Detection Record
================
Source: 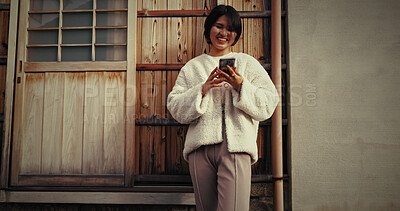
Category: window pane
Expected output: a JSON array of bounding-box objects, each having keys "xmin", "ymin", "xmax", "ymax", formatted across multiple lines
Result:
[
  {"xmin": 63, "ymin": 0, "xmax": 93, "ymax": 10},
  {"xmin": 63, "ymin": 29, "xmax": 92, "ymax": 44},
  {"xmin": 29, "ymin": 14, "xmax": 59, "ymax": 28},
  {"xmin": 96, "ymin": 46, "xmax": 126, "ymax": 61},
  {"xmin": 27, "ymin": 47, "xmax": 57, "ymax": 62},
  {"xmin": 62, "ymin": 47, "xmax": 91, "ymax": 61},
  {"xmin": 96, "ymin": 0, "xmax": 127, "ymax": 9},
  {"xmin": 29, "ymin": 30, "xmax": 58, "ymax": 45},
  {"xmin": 63, "ymin": 13, "xmax": 92, "ymax": 27},
  {"xmin": 96, "ymin": 12, "xmax": 127, "ymax": 27},
  {"xmin": 30, "ymin": 0, "xmax": 60, "ymax": 11},
  {"xmin": 96, "ymin": 29, "xmax": 126, "ymax": 44}
]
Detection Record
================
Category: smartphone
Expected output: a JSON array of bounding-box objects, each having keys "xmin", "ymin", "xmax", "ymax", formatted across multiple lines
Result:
[{"xmin": 219, "ymin": 58, "xmax": 235, "ymax": 74}]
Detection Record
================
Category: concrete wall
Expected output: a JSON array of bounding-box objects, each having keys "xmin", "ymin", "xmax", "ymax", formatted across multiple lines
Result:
[{"xmin": 288, "ymin": 0, "xmax": 400, "ymax": 210}]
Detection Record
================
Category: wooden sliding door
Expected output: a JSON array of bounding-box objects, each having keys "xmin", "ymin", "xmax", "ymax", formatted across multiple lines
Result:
[{"xmin": 10, "ymin": 0, "xmax": 136, "ymax": 187}]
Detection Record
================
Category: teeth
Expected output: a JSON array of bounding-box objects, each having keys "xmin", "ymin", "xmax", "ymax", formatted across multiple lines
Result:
[{"xmin": 218, "ymin": 38, "xmax": 227, "ymax": 41}]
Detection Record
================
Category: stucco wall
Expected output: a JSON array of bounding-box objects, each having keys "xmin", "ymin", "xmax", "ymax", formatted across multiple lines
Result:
[{"xmin": 287, "ymin": 0, "xmax": 400, "ymax": 210}]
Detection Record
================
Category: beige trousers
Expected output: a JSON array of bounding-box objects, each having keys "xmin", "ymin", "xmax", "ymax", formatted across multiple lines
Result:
[{"xmin": 188, "ymin": 139, "xmax": 251, "ymax": 211}]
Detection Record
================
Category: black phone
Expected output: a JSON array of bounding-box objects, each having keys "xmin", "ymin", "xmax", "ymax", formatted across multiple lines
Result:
[{"xmin": 219, "ymin": 58, "xmax": 235, "ymax": 74}]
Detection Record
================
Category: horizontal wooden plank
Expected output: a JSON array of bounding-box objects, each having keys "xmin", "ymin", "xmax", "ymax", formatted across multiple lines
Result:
[
  {"xmin": 28, "ymin": 27, "xmax": 59, "ymax": 31},
  {"xmin": 135, "ymin": 175, "xmax": 191, "ymax": 184},
  {"xmin": 134, "ymin": 174, "xmax": 288, "ymax": 184},
  {"xmin": 95, "ymin": 43, "xmax": 127, "ymax": 46},
  {"xmin": 0, "ymin": 191, "xmax": 196, "ymax": 205},
  {"xmin": 95, "ymin": 26, "xmax": 127, "ymax": 29},
  {"xmin": 26, "ymin": 44, "xmax": 58, "ymax": 47},
  {"xmin": 18, "ymin": 175, "xmax": 124, "ymax": 187},
  {"xmin": 135, "ymin": 117, "xmax": 288, "ymax": 126},
  {"xmin": 138, "ymin": 9, "xmax": 210, "ymax": 17},
  {"xmin": 28, "ymin": 10, "xmax": 59, "ymax": 14},
  {"xmin": 96, "ymin": 9, "xmax": 128, "ymax": 12},
  {"xmin": 0, "ymin": 3, "xmax": 10, "ymax": 11},
  {"xmin": 62, "ymin": 9, "xmax": 96, "ymax": 13},
  {"xmin": 20, "ymin": 63, "xmax": 286, "ymax": 72},
  {"xmin": 137, "ymin": 10, "xmax": 286, "ymax": 18},
  {"xmin": 60, "ymin": 44, "xmax": 92, "ymax": 47},
  {"xmin": 28, "ymin": 9, "xmax": 128, "ymax": 14},
  {"xmin": 136, "ymin": 64, "xmax": 183, "ymax": 71},
  {"xmin": 61, "ymin": 26, "xmax": 93, "ymax": 30},
  {"xmin": 24, "ymin": 61, "xmax": 127, "ymax": 72},
  {"xmin": 135, "ymin": 63, "xmax": 287, "ymax": 71}
]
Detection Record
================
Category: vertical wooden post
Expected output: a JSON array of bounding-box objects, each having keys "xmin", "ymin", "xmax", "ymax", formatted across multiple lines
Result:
[
  {"xmin": 125, "ymin": 0, "xmax": 137, "ymax": 186},
  {"xmin": 271, "ymin": 0, "xmax": 284, "ymax": 210},
  {"xmin": 1, "ymin": 0, "xmax": 19, "ymax": 188}
]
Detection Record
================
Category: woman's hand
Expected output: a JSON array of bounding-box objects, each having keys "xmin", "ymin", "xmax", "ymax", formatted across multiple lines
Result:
[
  {"xmin": 219, "ymin": 65, "xmax": 243, "ymax": 92},
  {"xmin": 202, "ymin": 67, "xmax": 225, "ymax": 97}
]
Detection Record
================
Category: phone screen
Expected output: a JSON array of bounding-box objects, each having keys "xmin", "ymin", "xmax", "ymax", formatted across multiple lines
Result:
[{"xmin": 219, "ymin": 58, "xmax": 235, "ymax": 74}]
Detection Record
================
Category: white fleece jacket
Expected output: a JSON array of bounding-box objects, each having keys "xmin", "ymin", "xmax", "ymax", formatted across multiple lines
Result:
[{"xmin": 167, "ymin": 52, "xmax": 279, "ymax": 164}]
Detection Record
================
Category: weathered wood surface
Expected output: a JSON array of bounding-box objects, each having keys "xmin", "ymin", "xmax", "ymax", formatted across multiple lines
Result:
[
  {"xmin": 15, "ymin": 72, "xmax": 126, "ymax": 176},
  {"xmin": 0, "ymin": 10, "xmax": 9, "ymax": 57},
  {"xmin": 135, "ymin": 0, "xmax": 269, "ymax": 176},
  {"xmin": 62, "ymin": 73, "xmax": 85, "ymax": 174},
  {"xmin": 6, "ymin": 0, "xmax": 273, "ymax": 187}
]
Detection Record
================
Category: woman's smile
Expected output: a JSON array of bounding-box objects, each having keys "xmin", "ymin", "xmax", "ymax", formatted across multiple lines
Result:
[{"xmin": 209, "ymin": 15, "xmax": 237, "ymax": 56}]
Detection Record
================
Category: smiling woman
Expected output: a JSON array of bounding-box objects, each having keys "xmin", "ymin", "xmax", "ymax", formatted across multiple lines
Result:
[{"xmin": 167, "ymin": 5, "xmax": 280, "ymax": 211}]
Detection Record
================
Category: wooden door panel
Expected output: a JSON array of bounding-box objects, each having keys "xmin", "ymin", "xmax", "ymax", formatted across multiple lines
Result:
[
  {"xmin": 20, "ymin": 73, "xmax": 44, "ymax": 175},
  {"xmin": 9, "ymin": 0, "xmax": 135, "ymax": 187},
  {"xmin": 15, "ymin": 72, "xmax": 126, "ymax": 185},
  {"xmin": 62, "ymin": 73, "xmax": 85, "ymax": 174},
  {"xmin": 103, "ymin": 72, "xmax": 125, "ymax": 174},
  {"xmin": 42, "ymin": 73, "xmax": 64, "ymax": 174},
  {"xmin": 83, "ymin": 72, "xmax": 106, "ymax": 174}
]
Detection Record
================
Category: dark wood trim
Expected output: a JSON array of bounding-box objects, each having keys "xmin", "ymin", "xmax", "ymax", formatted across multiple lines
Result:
[
  {"xmin": 0, "ymin": 58, "xmax": 6, "ymax": 65},
  {"xmin": 137, "ymin": 10, "xmax": 286, "ymax": 18},
  {"xmin": 27, "ymin": 27, "xmax": 59, "ymax": 30},
  {"xmin": 138, "ymin": 9, "xmax": 210, "ymax": 17},
  {"xmin": 136, "ymin": 63, "xmax": 183, "ymax": 71},
  {"xmin": 0, "ymin": 191, "xmax": 196, "ymax": 205},
  {"xmin": 28, "ymin": 10, "xmax": 59, "ymax": 14},
  {"xmin": 3, "ymin": 185, "xmax": 194, "ymax": 193},
  {"xmin": 0, "ymin": 3, "xmax": 10, "ymax": 11},
  {"xmin": 17, "ymin": 175, "xmax": 124, "ymax": 187},
  {"xmin": 136, "ymin": 63, "xmax": 287, "ymax": 71},
  {"xmin": 135, "ymin": 175, "xmax": 191, "ymax": 184},
  {"xmin": 135, "ymin": 174, "xmax": 289, "ymax": 184},
  {"xmin": 135, "ymin": 118, "xmax": 288, "ymax": 126},
  {"xmin": 136, "ymin": 117, "xmax": 186, "ymax": 126}
]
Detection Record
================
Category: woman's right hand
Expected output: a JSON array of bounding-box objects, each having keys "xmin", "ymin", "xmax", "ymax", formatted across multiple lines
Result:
[{"xmin": 202, "ymin": 67, "xmax": 225, "ymax": 97}]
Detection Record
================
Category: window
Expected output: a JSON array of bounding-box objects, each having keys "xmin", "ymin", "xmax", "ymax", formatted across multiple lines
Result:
[{"xmin": 27, "ymin": 0, "xmax": 127, "ymax": 62}]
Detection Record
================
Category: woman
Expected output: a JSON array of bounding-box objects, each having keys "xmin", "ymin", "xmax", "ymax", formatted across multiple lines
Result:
[{"xmin": 167, "ymin": 5, "xmax": 279, "ymax": 211}]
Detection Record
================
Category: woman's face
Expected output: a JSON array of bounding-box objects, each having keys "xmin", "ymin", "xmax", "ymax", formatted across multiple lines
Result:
[{"xmin": 209, "ymin": 15, "xmax": 237, "ymax": 56}]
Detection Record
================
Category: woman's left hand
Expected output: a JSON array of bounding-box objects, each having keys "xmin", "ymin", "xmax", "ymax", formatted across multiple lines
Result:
[{"xmin": 219, "ymin": 65, "xmax": 243, "ymax": 92}]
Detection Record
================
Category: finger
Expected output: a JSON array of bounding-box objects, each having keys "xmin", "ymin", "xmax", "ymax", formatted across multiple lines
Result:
[
  {"xmin": 226, "ymin": 65, "xmax": 235, "ymax": 77},
  {"xmin": 218, "ymin": 69, "xmax": 231, "ymax": 79},
  {"xmin": 207, "ymin": 68, "xmax": 219, "ymax": 80},
  {"xmin": 232, "ymin": 67, "xmax": 241, "ymax": 76},
  {"xmin": 211, "ymin": 77, "xmax": 226, "ymax": 84}
]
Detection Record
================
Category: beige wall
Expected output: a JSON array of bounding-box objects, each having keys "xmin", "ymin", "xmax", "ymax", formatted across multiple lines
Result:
[{"xmin": 287, "ymin": 0, "xmax": 400, "ymax": 210}]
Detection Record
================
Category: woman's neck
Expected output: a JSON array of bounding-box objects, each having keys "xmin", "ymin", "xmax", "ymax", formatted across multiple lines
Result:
[{"xmin": 208, "ymin": 46, "xmax": 232, "ymax": 57}]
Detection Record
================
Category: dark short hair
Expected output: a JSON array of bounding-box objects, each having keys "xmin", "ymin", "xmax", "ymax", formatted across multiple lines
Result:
[{"xmin": 204, "ymin": 5, "xmax": 242, "ymax": 46}]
